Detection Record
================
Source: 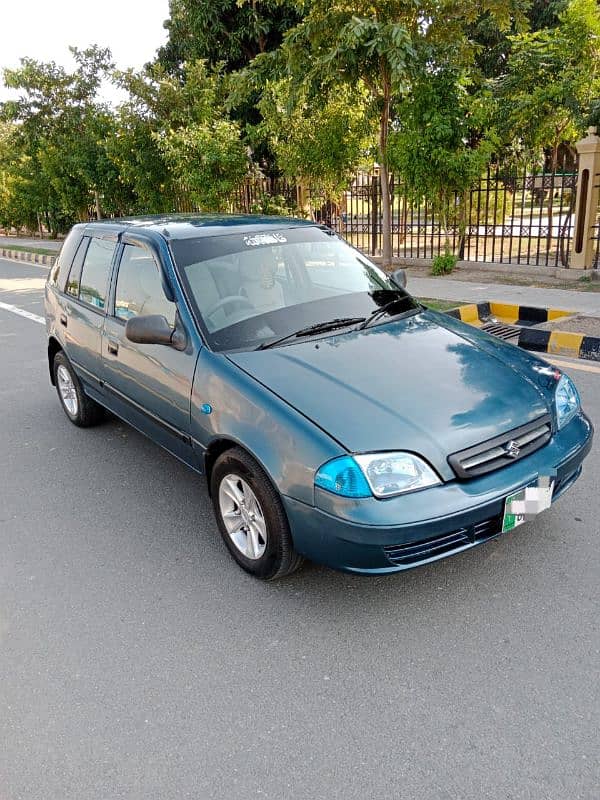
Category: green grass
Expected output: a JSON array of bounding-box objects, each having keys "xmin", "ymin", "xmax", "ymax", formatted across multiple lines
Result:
[
  {"xmin": 417, "ymin": 297, "xmax": 465, "ymax": 312},
  {"xmin": 0, "ymin": 243, "xmax": 58, "ymax": 256}
]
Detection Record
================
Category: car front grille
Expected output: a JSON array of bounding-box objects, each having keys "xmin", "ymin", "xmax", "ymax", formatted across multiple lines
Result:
[
  {"xmin": 384, "ymin": 514, "xmax": 503, "ymax": 566},
  {"xmin": 448, "ymin": 415, "xmax": 552, "ymax": 479}
]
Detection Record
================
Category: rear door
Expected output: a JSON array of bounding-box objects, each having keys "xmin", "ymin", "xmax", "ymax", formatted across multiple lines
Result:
[
  {"xmin": 61, "ymin": 233, "xmax": 118, "ymax": 399},
  {"xmin": 101, "ymin": 238, "xmax": 200, "ymax": 467}
]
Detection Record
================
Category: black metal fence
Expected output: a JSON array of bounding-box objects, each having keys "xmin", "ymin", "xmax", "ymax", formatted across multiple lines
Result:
[
  {"xmin": 593, "ymin": 214, "xmax": 600, "ymax": 268},
  {"xmin": 328, "ymin": 165, "xmax": 579, "ymax": 267}
]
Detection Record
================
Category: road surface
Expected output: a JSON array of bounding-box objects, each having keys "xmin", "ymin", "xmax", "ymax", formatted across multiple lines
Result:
[{"xmin": 0, "ymin": 256, "xmax": 598, "ymax": 800}]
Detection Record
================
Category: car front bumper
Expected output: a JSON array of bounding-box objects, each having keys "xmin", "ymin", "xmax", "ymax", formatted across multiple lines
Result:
[{"xmin": 282, "ymin": 412, "xmax": 593, "ymax": 574}]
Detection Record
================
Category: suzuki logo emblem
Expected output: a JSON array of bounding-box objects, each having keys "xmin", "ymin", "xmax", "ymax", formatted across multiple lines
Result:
[{"xmin": 504, "ymin": 440, "xmax": 521, "ymax": 458}]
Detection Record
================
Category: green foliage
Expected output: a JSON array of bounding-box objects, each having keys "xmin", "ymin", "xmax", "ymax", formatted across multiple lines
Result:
[
  {"xmin": 495, "ymin": 0, "xmax": 600, "ymax": 161},
  {"xmin": 467, "ymin": 1, "xmax": 563, "ymax": 80},
  {"xmin": 277, "ymin": 0, "xmax": 526, "ymax": 263},
  {"xmin": 249, "ymin": 193, "xmax": 296, "ymax": 216},
  {"xmin": 431, "ymin": 250, "xmax": 458, "ymax": 275},
  {"xmin": 105, "ymin": 106, "xmax": 173, "ymax": 214},
  {"xmin": 0, "ymin": 46, "xmax": 122, "ymax": 233},
  {"xmin": 390, "ymin": 71, "xmax": 495, "ymax": 203},
  {"xmin": 159, "ymin": 119, "xmax": 248, "ymax": 211},
  {"xmin": 257, "ymin": 79, "xmax": 373, "ymax": 203},
  {"xmin": 115, "ymin": 61, "xmax": 249, "ymax": 212},
  {"xmin": 388, "ymin": 69, "xmax": 496, "ymax": 251},
  {"xmin": 158, "ymin": 0, "xmax": 301, "ymax": 73}
]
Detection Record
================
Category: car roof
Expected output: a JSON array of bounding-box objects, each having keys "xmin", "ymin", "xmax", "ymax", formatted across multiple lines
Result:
[{"xmin": 80, "ymin": 214, "xmax": 317, "ymax": 241}]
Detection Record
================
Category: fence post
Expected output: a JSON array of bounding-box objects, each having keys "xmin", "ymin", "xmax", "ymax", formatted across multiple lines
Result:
[
  {"xmin": 371, "ymin": 174, "xmax": 378, "ymax": 256},
  {"xmin": 571, "ymin": 127, "xmax": 600, "ymax": 269}
]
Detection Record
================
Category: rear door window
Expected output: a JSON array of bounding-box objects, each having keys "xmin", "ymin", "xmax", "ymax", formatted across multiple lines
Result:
[{"xmin": 78, "ymin": 238, "xmax": 117, "ymax": 310}]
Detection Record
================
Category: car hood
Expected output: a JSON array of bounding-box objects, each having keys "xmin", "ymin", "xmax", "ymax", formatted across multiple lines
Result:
[{"xmin": 227, "ymin": 311, "xmax": 551, "ymax": 479}]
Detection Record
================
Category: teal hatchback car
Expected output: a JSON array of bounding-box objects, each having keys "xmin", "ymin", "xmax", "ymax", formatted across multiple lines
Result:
[{"xmin": 45, "ymin": 215, "xmax": 593, "ymax": 579}]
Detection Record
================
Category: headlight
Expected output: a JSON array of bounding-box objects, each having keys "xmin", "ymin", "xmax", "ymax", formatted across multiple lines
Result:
[
  {"xmin": 315, "ymin": 452, "xmax": 441, "ymax": 499},
  {"xmin": 555, "ymin": 373, "xmax": 580, "ymax": 429}
]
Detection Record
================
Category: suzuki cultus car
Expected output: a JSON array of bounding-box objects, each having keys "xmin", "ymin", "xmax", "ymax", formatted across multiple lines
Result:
[{"xmin": 45, "ymin": 216, "xmax": 593, "ymax": 579}]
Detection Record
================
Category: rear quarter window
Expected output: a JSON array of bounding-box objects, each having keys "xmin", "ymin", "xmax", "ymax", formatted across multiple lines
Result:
[
  {"xmin": 65, "ymin": 237, "xmax": 90, "ymax": 298},
  {"xmin": 49, "ymin": 228, "xmax": 84, "ymax": 292}
]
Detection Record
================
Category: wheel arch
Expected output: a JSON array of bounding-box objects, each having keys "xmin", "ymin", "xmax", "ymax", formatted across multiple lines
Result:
[
  {"xmin": 47, "ymin": 336, "xmax": 63, "ymax": 385},
  {"xmin": 204, "ymin": 437, "xmax": 273, "ymax": 497}
]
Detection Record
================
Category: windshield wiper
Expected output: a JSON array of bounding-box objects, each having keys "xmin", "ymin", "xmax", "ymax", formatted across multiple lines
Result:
[
  {"xmin": 357, "ymin": 298, "xmax": 420, "ymax": 330},
  {"xmin": 256, "ymin": 317, "xmax": 365, "ymax": 350}
]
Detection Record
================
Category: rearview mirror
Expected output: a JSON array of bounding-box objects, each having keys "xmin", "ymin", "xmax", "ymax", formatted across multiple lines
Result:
[
  {"xmin": 125, "ymin": 314, "xmax": 175, "ymax": 347},
  {"xmin": 390, "ymin": 268, "xmax": 407, "ymax": 290}
]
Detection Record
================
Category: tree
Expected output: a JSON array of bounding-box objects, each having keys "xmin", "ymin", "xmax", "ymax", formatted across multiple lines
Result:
[
  {"xmin": 496, "ymin": 0, "xmax": 600, "ymax": 164},
  {"xmin": 278, "ymin": 1, "xmax": 526, "ymax": 266},
  {"xmin": 389, "ymin": 70, "xmax": 496, "ymax": 256},
  {"xmin": 158, "ymin": 0, "xmax": 301, "ymax": 73},
  {"xmin": 113, "ymin": 60, "xmax": 249, "ymax": 212},
  {"xmin": 159, "ymin": 121, "xmax": 248, "ymax": 211},
  {"xmin": 256, "ymin": 78, "xmax": 373, "ymax": 209},
  {"xmin": 494, "ymin": 0, "xmax": 600, "ymax": 240},
  {"xmin": 468, "ymin": 0, "xmax": 566, "ymax": 80},
  {"xmin": 1, "ymin": 46, "xmax": 122, "ymax": 234}
]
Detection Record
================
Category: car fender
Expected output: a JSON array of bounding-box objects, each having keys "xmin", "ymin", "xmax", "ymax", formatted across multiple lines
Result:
[{"xmin": 190, "ymin": 348, "xmax": 345, "ymax": 505}]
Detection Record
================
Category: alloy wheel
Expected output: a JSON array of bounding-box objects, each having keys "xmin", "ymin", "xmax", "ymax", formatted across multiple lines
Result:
[
  {"xmin": 218, "ymin": 474, "xmax": 267, "ymax": 560},
  {"xmin": 56, "ymin": 364, "xmax": 78, "ymax": 416}
]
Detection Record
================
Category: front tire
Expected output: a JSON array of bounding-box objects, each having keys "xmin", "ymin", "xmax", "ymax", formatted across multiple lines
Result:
[
  {"xmin": 53, "ymin": 351, "xmax": 104, "ymax": 427},
  {"xmin": 210, "ymin": 447, "xmax": 303, "ymax": 580}
]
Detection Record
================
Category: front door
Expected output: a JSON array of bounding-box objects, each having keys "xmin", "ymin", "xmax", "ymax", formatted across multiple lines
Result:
[{"xmin": 101, "ymin": 241, "xmax": 200, "ymax": 467}]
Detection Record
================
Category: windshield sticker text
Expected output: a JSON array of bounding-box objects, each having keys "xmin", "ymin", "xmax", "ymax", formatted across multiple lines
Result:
[{"xmin": 243, "ymin": 233, "xmax": 288, "ymax": 247}]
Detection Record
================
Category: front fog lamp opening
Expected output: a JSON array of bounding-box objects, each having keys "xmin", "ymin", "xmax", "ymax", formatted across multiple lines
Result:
[{"xmin": 353, "ymin": 452, "xmax": 441, "ymax": 498}]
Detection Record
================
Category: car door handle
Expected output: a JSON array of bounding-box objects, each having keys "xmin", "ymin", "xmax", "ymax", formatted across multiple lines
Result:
[
  {"xmin": 107, "ymin": 339, "xmax": 119, "ymax": 356},
  {"xmin": 60, "ymin": 313, "xmax": 67, "ymax": 327}
]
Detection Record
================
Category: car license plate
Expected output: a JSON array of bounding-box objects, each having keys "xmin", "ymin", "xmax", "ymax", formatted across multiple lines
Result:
[{"xmin": 502, "ymin": 477, "xmax": 554, "ymax": 533}]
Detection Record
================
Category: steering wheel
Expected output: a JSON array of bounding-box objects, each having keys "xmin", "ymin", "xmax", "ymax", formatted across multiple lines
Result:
[{"xmin": 204, "ymin": 295, "xmax": 255, "ymax": 323}]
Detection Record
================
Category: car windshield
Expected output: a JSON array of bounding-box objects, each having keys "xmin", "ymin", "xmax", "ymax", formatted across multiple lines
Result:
[{"xmin": 171, "ymin": 225, "xmax": 420, "ymax": 352}]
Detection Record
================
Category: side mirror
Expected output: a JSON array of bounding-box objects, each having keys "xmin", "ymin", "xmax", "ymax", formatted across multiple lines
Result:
[
  {"xmin": 125, "ymin": 314, "xmax": 176, "ymax": 347},
  {"xmin": 390, "ymin": 268, "xmax": 407, "ymax": 290}
]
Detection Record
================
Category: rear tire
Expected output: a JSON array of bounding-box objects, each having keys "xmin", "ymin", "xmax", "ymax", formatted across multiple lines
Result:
[
  {"xmin": 210, "ymin": 447, "xmax": 304, "ymax": 580},
  {"xmin": 53, "ymin": 351, "xmax": 104, "ymax": 428}
]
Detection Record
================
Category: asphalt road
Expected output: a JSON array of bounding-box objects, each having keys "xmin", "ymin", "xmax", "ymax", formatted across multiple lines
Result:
[{"xmin": 1, "ymin": 255, "xmax": 599, "ymax": 800}]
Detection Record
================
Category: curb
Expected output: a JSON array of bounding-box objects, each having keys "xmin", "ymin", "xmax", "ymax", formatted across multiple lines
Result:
[
  {"xmin": 445, "ymin": 302, "xmax": 573, "ymax": 327},
  {"xmin": 517, "ymin": 328, "xmax": 600, "ymax": 361},
  {"xmin": 0, "ymin": 247, "xmax": 57, "ymax": 267},
  {"xmin": 382, "ymin": 256, "xmax": 600, "ymax": 283},
  {"xmin": 445, "ymin": 301, "xmax": 600, "ymax": 362}
]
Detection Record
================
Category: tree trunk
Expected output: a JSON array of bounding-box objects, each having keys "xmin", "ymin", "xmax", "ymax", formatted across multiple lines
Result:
[{"xmin": 94, "ymin": 190, "xmax": 102, "ymax": 220}]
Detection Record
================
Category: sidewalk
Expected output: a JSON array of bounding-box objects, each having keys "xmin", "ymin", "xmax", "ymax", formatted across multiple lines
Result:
[
  {"xmin": 0, "ymin": 235, "xmax": 62, "ymax": 251},
  {"xmin": 410, "ymin": 275, "xmax": 600, "ymax": 316}
]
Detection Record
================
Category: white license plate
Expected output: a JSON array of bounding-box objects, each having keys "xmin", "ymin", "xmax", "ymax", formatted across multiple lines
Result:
[{"xmin": 502, "ymin": 477, "xmax": 554, "ymax": 533}]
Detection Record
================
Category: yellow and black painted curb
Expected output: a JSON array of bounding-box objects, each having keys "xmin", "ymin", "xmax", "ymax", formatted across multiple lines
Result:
[
  {"xmin": 517, "ymin": 328, "xmax": 600, "ymax": 361},
  {"xmin": 445, "ymin": 302, "xmax": 600, "ymax": 362},
  {"xmin": 0, "ymin": 247, "xmax": 57, "ymax": 266},
  {"xmin": 445, "ymin": 301, "xmax": 572, "ymax": 328}
]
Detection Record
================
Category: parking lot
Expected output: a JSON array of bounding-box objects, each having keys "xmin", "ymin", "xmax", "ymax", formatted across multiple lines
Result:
[{"xmin": 1, "ymin": 255, "xmax": 599, "ymax": 799}]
